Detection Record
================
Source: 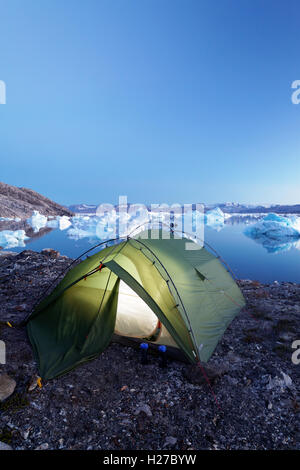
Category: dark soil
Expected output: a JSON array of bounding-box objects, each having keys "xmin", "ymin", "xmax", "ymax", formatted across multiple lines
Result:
[{"xmin": 0, "ymin": 250, "xmax": 299, "ymax": 450}]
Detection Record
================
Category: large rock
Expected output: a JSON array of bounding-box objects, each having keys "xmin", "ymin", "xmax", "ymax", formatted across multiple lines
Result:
[
  {"xmin": 164, "ymin": 436, "xmax": 177, "ymax": 447},
  {"xmin": 134, "ymin": 403, "xmax": 153, "ymax": 417},
  {"xmin": 0, "ymin": 374, "xmax": 17, "ymax": 402}
]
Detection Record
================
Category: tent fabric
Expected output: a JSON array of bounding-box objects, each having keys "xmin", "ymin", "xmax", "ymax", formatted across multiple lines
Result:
[
  {"xmin": 115, "ymin": 280, "xmax": 158, "ymax": 338},
  {"xmin": 27, "ymin": 230, "xmax": 245, "ymax": 380},
  {"xmin": 115, "ymin": 280, "xmax": 178, "ymax": 347}
]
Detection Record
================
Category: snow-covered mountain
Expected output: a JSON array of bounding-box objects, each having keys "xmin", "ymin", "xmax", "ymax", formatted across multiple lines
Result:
[
  {"xmin": 69, "ymin": 202, "xmax": 300, "ymax": 215},
  {"xmin": 205, "ymin": 202, "xmax": 300, "ymax": 214},
  {"xmin": 68, "ymin": 203, "xmax": 98, "ymax": 214}
]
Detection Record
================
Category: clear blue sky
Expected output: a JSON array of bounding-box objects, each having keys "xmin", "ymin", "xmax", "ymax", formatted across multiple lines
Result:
[{"xmin": 0, "ymin": 0, "xmax": 299, "ymax": 206}]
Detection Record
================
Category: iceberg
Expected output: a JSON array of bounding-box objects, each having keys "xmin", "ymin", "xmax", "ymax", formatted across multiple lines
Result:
[
  {"xmin": 67, "ymin": 216, "xmax": 115, "ymax": 242},
  {"xmin": 65, "ymin": 208, "xmax": 206, "ymax": 244},
  {"xmin": 27, "ymin": 212, "xmax": 72, "ymax": 233},
  {"xmin": 0, "ymin": 229, "xmax": 29, "ymax": 249},
  {"xmin": 245, "ymin": 213, "xmax": 300, "ymax": 240},
  {"xmin": 27, "ymin": 211, "xmax": 48, "ymax": 233},
  {"xmin": 205, "ymin": 207, "xmax": 225, "ymax": 230},
  {"xmin": 0, "ymin": 216, "xmax": 21, "ymax": 222},
  {"xmin": 67, "ymin": 212, "xmax": 141, "ymax": 241},
  {"xmin": 244, "ymin": 213, "xmax": 300, "ymax": 253},
  {"xmin": 47, "ymin": 215, "xmax": 72, "ymax": 231},
  {"xmin": 58, "ymin": 216, "xmax": 72, "ymax": 230}
]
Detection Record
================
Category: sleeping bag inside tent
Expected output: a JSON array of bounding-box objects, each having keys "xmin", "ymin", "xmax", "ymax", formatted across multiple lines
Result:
[{"xmin": 27, "ymin": 230, "xmax": 245, "ymax": 380}]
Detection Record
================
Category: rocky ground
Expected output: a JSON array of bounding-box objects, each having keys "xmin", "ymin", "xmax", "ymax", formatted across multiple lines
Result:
[{"xmin": 0, "ymin": 249, "xmax": 299, "ymax": 450}]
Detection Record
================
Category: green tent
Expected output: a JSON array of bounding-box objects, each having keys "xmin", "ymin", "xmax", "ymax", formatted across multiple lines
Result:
[{"xmin": 27, "ymin": 230, "xmax": 245, "ymax": 380}]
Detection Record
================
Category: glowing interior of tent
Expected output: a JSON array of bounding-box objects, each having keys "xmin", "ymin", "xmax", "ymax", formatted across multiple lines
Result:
[{"xmin": 114, "ymin": 280, "xmax": 178, "ymax": 348}]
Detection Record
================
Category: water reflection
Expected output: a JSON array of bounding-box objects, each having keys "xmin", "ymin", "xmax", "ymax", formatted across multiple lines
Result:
[{"xmin": 1, "ymin": 210, "xmax": 300, "ymax": 257}]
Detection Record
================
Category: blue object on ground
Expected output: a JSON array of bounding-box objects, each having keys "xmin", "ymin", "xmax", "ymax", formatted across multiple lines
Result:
[
  {"xmin": 158, "ymin": 344, "xmax": 167, "ymax": 368},
  {"xmin": 140, "ymin": 342, "xmax": 149, "ymax": 364}
]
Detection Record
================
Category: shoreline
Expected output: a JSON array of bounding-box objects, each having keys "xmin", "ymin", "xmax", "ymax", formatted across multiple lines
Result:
[{"xmin": 1, "ymin": 248, "xmax": 300, "ymax": 286}]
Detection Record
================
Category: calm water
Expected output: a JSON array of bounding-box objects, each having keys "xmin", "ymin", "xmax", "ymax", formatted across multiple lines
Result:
[
  {"xmin": 205, "ymin": 223, "xmax": 300, "ymax": 283},
  {"xmin": 5, "ymin": 220, "xmax": 300, "ymax": 283}
]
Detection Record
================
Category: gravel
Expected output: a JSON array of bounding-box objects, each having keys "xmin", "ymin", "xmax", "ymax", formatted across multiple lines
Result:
[{"xmin": 0, "ymin": 250, "xmax": 299, "ymax": 450}]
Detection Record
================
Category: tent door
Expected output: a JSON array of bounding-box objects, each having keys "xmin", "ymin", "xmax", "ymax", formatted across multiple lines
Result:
[{"xmin": 115, "ymin": 280, "xmax": 178, "ymax": 347}]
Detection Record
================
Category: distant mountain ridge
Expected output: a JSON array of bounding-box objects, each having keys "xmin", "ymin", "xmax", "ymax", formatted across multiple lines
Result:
[
  {"xmin": 0, "ymin": 182, "xmax": 73, "ymax": 219},
  {"xmin": 207, "ymin": 202, "xmax": 300, "ymax": 214},
  {"xmin": 69, "ymin": 203, "xmax": 97, "ymax": 214},
  {"xmin": 69, "ymin": 202, "xmax": 300, "ymax": 215}
]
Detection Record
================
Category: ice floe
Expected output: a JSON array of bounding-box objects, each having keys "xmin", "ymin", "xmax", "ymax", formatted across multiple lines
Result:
[
  {"xmin": 205, "ymin": 207, "xmax": 225, "ymax": 230},
  {"xmin": 67, "ymin": 216, "xmax": 114, "ymax": 241},
  {"xmin": 66, "ymin": 208, "xmax": 205, "ymax": 243},
  {"xmin": 0, "ymin": 230, "xmax": 29, "ymax": 249},
  {"xmin": 27, "ymin": 211, "xmax": 48, "ymax": 232},
  {"xmin": 26, "ymin": 211, "xmax": 72, "ymax": 232},
  {"xmin": 244, "ymin": 213, "xmax": 300, "ymax": 253},
  {"xmin": 245, "ymin": 213, "xmax": 300, "ymax": 240},
  {"xmin": 0, "ymin": 217, "xmax": 21, "ymax": 222},
  {"xmin": 47, "ymin": 215, "xmax": 72, "ymax": 231}
]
